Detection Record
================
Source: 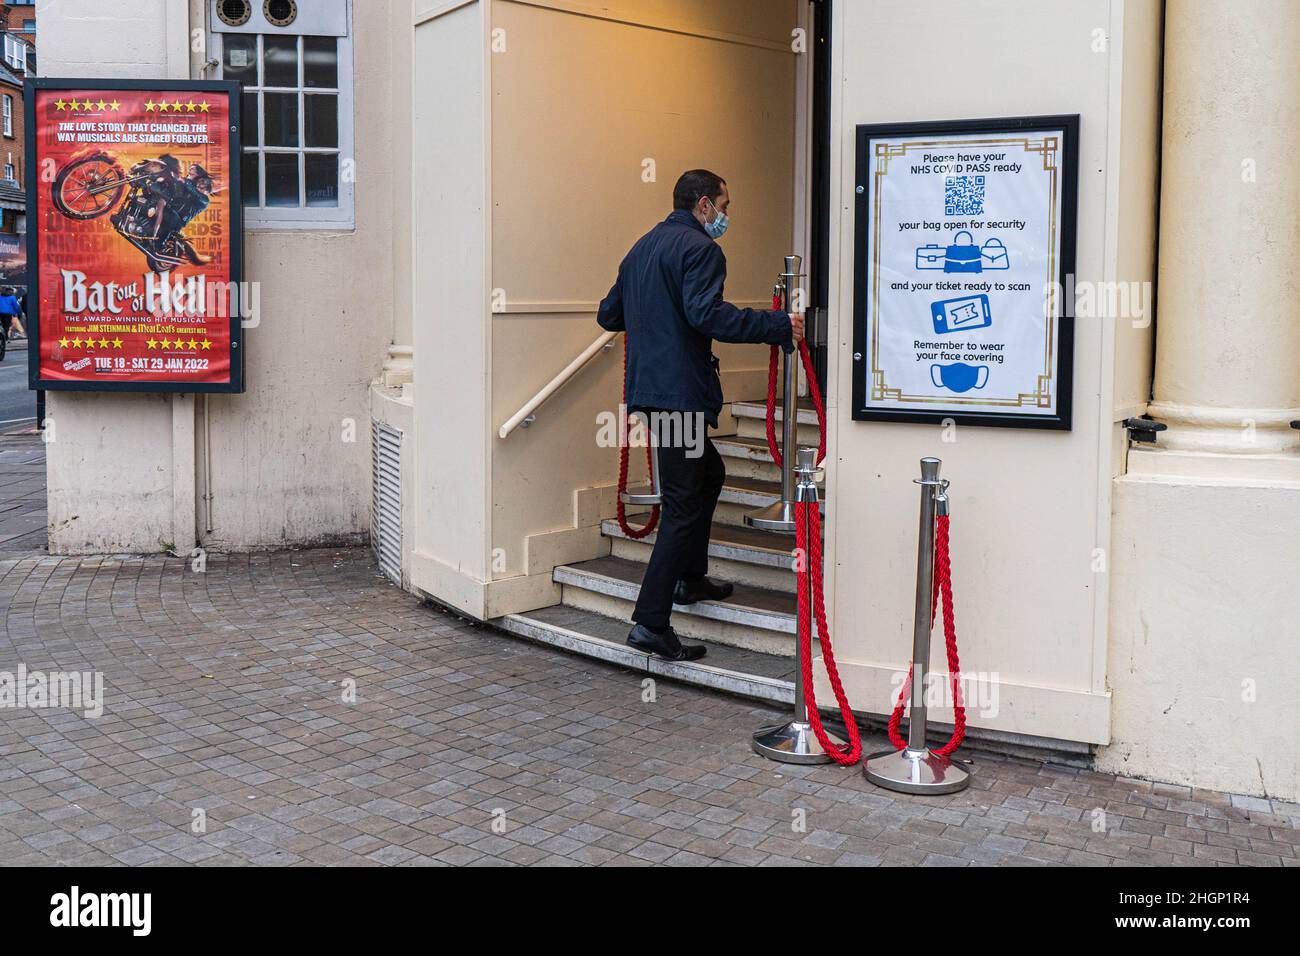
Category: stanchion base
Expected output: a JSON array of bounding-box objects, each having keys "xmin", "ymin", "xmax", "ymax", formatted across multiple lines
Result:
[
  {"xmin": 744, "ymin": 500, "xmax": 797, "ymax": 533},
  {"xmin": 620, "ymin": 491, "xmax": 662, "ymax": 506},
  {"xmin": 863, "ymin": 747, "xmax": 970, "ymax": 794},
  {"xmin": 751, "ymin": 719, "xmax": 844, "ymax": 765}
]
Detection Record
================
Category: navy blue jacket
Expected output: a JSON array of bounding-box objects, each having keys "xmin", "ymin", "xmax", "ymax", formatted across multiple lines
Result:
[{"xmin": 597, "ymin": 210, "xmax": 793, "ymax": 428}]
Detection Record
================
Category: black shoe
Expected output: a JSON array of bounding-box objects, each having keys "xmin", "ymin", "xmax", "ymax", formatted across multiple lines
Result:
[
  {"xmin": 627, "ymin": 624, "xmax": 707, "ymax": 661},
  {"xmin": 673, "ymin": 576, "xmax": 734, "ymax": 605}
]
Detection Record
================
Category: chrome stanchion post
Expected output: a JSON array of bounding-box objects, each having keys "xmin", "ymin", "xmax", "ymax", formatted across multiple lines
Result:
[
  {"xmin": 745, "ymin": 255, "xmax": 803, "ymax": 533},
  {"xmin": 863, "ymin": 457, "xmax": 970, "ymax": 794},
  {"xmin": 619, "ymin": 409, "xmax": 662, "ymax": 506},
  {"xmin": 752, "ymin": 447, "xmax": 847, "ymax": 764}
]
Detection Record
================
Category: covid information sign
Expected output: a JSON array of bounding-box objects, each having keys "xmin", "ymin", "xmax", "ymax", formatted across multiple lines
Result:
[
  {"xmin": 25, "ymin": 78, "xmax": 244, "ymax": 393},
  {"xmin": 852, "ymin": 116, "xmax": 1078, "ymax": 429}
]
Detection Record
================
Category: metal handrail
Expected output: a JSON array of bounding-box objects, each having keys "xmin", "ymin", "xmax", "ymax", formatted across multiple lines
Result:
[{"xmin": 498, "ymin": 330, "xmax": 619, "ymax": 439}]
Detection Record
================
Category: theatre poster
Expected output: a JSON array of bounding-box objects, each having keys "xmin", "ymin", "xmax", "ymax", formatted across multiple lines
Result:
[{"xmin": 25, "ymin": 78, "xmax": 244, "ymax": 393}]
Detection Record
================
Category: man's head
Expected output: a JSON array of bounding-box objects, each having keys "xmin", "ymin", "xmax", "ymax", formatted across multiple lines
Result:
[
  {"xmin": 188, "ymin": 163, "xmax": 214, "ymax": 194},
  {"xmin": 673, "ymin": 169, "xmax": 730, "ymax": 237}
]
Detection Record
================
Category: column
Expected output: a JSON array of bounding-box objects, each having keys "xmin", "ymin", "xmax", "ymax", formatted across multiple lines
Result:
[{"xmin": 1145, "ymin": 0, "xmax": 1300, "ymax": 463}]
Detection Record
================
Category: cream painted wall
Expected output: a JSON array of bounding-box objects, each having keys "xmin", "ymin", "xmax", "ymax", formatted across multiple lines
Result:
[
  {"xmin": 201, "ymin": 0, "xmax": 399, "ymax": 549},
  {"xmin": 1104, "ymin": 479, "xmax": 1299, "ymax": 799},
  {"xmin": 817, "ymin": 0, "xmax": 1162, "ymax": 746},
  {"xmin": 39, "ymin": 0, "xmax": 403, "ymax": 553},
  {"xmin": 409, "ymin": 1, "xmax": 493, "ymax": 614},
  {"xmin": 487, "ymin": 0, "xmax": 799, "ymax": 583},
  {"xmin": 1099, "ymin": 0, "xmax": 1300, "ymax": 801},
  {"xmin": 40, "ymin": 0, "xmax": 196, "ymax": 554}
]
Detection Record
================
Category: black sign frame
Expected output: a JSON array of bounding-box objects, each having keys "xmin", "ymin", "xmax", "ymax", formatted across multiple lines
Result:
[
  {"xmin": 851, "ymin": 114, "xmax": 1079, "ymax": 430},
  {"xmin": 24, "ymin": 77, "xmax": 244, "ymax": 394}
]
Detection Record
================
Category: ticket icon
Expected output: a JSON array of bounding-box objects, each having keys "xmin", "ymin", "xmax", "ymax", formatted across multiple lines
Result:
[{"xmin": 930, "ymin": 293, "xmax": 992, "ymax": 334}]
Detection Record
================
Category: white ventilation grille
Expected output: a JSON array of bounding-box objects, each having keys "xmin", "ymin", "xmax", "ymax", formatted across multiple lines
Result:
[{"xmin": 371, "ymin": 421, "xmax": 403, "ymax": 585}]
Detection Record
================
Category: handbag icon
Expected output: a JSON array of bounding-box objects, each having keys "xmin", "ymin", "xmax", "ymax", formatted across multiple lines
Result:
[
  {"xmin": 980, "ymin": 237, "xmax": 1009, "ymax": 270},
  {"xmin": 942, "ymin": 231, "xmax": 982, "ymax": 273}
]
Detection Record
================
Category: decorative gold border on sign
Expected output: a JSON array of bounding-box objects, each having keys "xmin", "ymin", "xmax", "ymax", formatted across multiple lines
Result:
[{"xmin": 869, "ymin": 136, "xmax": 1060, "ymax": 409}]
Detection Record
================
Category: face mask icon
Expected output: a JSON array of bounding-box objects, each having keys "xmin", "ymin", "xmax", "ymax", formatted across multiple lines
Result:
[{"xmin": 930, "ymin": 362, "xmax": 989, "ymax": 393}]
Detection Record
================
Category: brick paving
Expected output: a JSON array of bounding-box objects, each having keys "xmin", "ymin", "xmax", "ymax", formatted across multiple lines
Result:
[
  {"xmin": 1, "ymin": 540, "xmax": 1296, "ymax": 867},
  {"xmin": 0, "ymin": 433, "xmax": 46, "ymax": 559}
]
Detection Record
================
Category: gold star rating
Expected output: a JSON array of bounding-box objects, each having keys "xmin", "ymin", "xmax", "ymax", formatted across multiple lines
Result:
[
  {"xmin": 82, "ymin": 100, "xmax": 94, "ymax": 111},
  {"xmin": 58, "ymin": 336, "xmax": 70, "ymax": 348},
  {"xmin": 84, "ymin": 338, "xmax": 96, "ymax": 350},
  {"xmin": 144, "ymin": 98, "xmax": 206, "ymax": 114},
  {"xmin": 109, "ymin": 100, "xmax": 121, "ymax": 111},
  {"xmin": 98, "ymin": 338, "xmax": 110, "ymax": 349},
  {"xmin": 112, "ymin": 337, "xmax": 124, "ymax": 349},
  {"xmin": 200, "ymin": 339, "xmax": 212, "ymax": 351},
  {"xmin": 146, "ymin": 338, "xmax": 159, "ymax": 350},
  {"xmin": 68, "ymin": 100, "xmax": 81, "ymax": 112},
  {"xmin": 96, "ymin": 100, "xmax": 108, "ymax": 111},
  {"xmin": 71, "ymin": 337, "xmax": 83, "ymax": 348},
  {"xmin": 54, "ymin": 98, "xmax": 68, "ymax": 111},
  {"xmin": 160, "ymin": 338, "xmax": 173, "ymax": 350}
]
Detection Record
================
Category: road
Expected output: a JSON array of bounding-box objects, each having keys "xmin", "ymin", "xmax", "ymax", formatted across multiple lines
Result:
[{"xmin": 0, "ymin": 336, "xmax": 37, "ymax": 431}]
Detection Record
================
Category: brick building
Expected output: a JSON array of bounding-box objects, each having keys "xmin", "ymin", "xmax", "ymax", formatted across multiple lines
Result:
[
  {"xmin": 2, "ymin": 1, "xmax": 35, "ymax": 44},
  {"xmin": 0, "ymin": 1, "xmax": 30, "ymax": 285}
]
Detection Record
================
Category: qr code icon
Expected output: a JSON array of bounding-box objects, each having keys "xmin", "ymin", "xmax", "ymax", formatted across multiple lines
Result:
[{"xmin": 944, "ymin": 175, "xmax": 985, "ymax": 216}]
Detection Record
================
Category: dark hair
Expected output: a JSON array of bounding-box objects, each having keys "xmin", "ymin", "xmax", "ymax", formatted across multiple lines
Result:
[{"xmin": 673, "ymin": 169, "xmax": 725, "ymax": 211}]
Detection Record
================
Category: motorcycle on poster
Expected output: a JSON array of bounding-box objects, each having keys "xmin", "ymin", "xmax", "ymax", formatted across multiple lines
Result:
[{"xmin": 25, "ymin": 79, "xmax": 244, "ymax": 392}]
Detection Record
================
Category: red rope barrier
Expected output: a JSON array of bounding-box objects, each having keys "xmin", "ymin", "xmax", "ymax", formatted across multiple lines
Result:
[
  {"xmin": 615, "ymin": 334, "xmax": 660, "ymax": 539},
  {"xmin": 764, "ymin": 341, "xmax": 827, "ymax": 468},
  {"xmin": 886, "ymin": 514, "xmax": 965, "ymax": 756},
  {"xmin": 796, "ymin": 499, "xmax": 861, "ymax": 765}
]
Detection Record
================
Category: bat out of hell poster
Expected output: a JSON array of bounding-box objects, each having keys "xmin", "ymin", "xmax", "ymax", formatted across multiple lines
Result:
[{"xmin": 26, "ymin": 79, "xmax": 244, "ymax": 392}]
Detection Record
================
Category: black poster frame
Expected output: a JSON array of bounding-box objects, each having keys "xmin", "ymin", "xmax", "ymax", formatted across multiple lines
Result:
[
  {"xmin": 851, "ymin": 114, "xmax": 1079, "ymax": 430},
  {"xmin": 25, "ymin": 77, "xmax": 244, "ymax": 394}
]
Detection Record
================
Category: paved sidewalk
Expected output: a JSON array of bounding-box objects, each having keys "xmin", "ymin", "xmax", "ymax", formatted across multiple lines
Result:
[
  {"xmin": 0, "ymin": 433, "xmax": 45, "ymax": 559},
  {"xmin": 1, "ymin": 545, "xmax": 1296, "ymax": 867}
]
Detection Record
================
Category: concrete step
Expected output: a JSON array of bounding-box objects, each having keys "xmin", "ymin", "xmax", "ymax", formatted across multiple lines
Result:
[
  {"xmin": 554, "ymin": 555, "xmax": 795, "ymax": 656},
  {"xmin": 602, "ymin": 517, "xmax": 798, "ymax": 592},
  {"xmin": 493, "ymin": 603, "xmax": 795, "ymax": 704},
  {"xmin": 714, "ymin": 434, "xmax": 825, "ymax": 484},
  {"xmin": 715, "ymin": 474, "xmax": 825, "ymax": 528},
  {"xmin": 712, "ymin": 433, "xmax": 782, "ymax": 482},
  {"xmin": 731, "ymin": 399, "xmax": 823, "ymax": 445}
]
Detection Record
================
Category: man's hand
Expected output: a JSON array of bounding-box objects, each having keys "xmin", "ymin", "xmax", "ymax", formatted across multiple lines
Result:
[{"xmin": 790, "ymin": 312, "xmax": 806, "ymax": 346}]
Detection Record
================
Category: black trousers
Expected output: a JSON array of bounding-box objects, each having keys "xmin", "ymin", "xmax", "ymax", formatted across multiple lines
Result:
[{"xmin": 630, "ymin": 408, "xmax": 726, "ymax": 631}]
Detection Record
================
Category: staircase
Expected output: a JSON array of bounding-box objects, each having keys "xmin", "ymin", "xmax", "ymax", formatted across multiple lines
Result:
[{"xmin": 494, "ymin": 397, "xmax": 824, "ymax": 701}]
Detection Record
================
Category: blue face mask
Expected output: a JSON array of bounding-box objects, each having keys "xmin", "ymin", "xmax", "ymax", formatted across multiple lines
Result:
[
  {"xmin": 703, "ymin": 198, "xmax": 729, "ymax": 240},
  {"xmin": 930, "ymin": 362, "xmax": 989, "ymax": 393}
]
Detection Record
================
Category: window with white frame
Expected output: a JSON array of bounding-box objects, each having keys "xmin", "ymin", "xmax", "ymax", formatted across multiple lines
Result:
[
  {"xmin": 215, "ymin": 10, "xmax": 353, "ymax": 227},
  {"xmin": 2, "ymin": 35, "xmax": 26, "ymax": 72},
  {"xmin": 2, "ymin": 95, "xmax": 10, "ymax": 138}
]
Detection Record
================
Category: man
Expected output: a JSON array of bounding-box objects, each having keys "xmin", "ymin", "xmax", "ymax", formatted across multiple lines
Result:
[
  {"xmin": 0, "ymin": 287, "xmax": 24, "ymax": 348},
  {"xmin": 597, "ymin": 170, "xmax": 805, "ymax": 661}
]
